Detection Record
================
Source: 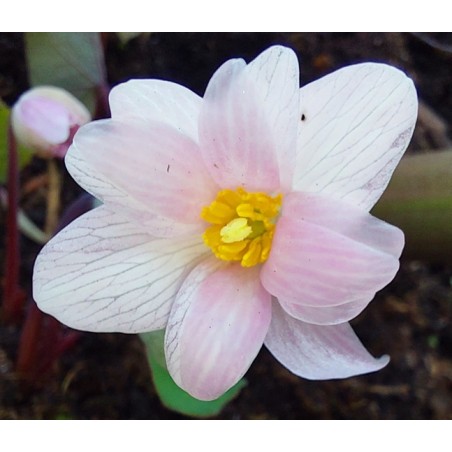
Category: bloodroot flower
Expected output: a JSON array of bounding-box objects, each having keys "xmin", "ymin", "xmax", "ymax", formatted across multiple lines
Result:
[
  {"xmin": 11, "ymin": 86, "xmax": 91, "ymax": 158},
  {"xmin": 33, "ymin": 46, "xmax": 418, "ymax": 400}
]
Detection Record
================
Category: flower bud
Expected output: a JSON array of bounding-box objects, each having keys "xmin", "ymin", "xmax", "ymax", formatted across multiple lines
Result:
[{"xmin": 11, "ymin": 86, "xmax": 91, "ymax": 158}]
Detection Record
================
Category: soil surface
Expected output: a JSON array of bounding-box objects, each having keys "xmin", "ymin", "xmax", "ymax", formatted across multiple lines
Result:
[{"xmin": 1, "ymin": 32, "xmax": 452, "ymax": 419}]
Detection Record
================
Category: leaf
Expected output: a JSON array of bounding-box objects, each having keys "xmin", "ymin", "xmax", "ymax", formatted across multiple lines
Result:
[
  {"xmin": 141, "ymin": 330, "xmax": 246, "ymax": 418},
  {"xmin": 0, "ymin": 101, "xmax": 33, "ymax": 183},
  {"xmin": 24, "ymin": 32, "xmax": 106, "ymax": 114}
]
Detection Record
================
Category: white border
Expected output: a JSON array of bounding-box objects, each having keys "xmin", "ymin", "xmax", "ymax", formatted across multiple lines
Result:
[
  {"xmin": 1, "ymin": 421, "xmax": 449, "ymax": 449},
  {"xmin": 6, "ymin": 1, "xmax": 451, "ymax": 32}
]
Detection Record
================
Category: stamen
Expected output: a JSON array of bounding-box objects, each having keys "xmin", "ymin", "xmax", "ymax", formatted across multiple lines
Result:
[
  {"xmin": 220, "ymin": 218, "xmax": 252, "ymax": 243},
  {"xmin": 201, "ymin": 188, "xmax": 282, "ymax": 267}
]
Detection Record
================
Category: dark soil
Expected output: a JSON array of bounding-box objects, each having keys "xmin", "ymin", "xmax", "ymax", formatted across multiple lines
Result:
[{"xmin": 1, "ymin": 32, "xmax": 452, "ymax": 419}]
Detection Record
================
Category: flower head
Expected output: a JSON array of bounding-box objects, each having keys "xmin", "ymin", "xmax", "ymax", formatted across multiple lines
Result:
[
  {"xmin": 33, "ymin": 46, "xmax": 417, "ymax": 400},
  {"xmin": 11, "ymin": 86, "xmax": 91, "ymax": 158}
]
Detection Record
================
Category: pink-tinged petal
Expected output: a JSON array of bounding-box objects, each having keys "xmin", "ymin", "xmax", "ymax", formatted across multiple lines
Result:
[
  {"xmin": 109, "ymin": 80, "xmax": 202, "ymax": 143},
  {"xmin": 261, "ymin": 216, "xmax": 400, "ymax": 309},
  {"xmin": 274, "ymin": 194, "xmax": 403, "ymax": 326},
  {"xmin": 265, "ymin": 301, "xmax": 389, "ymax": 379},
  {"xmin": 199, "ymin": 58, "xmax": 280, "ymax": 192},
  {"xmin": 12, "ymin": 86, "xmax": 91, "ymax": 154},
  {"xmin": 66, "ymin": 119, "xmax": 218, "ymax": 237},
  {"xmin": 244, "ymin": 46, "xmax": 300, "ymax": 191},
  {"xmin": 18, "ymin": 97, "xmax": 71, "ymax": 144},
  {"xmin": 283, "ymin": 191, "xmax": 404, "ymax": 258},
  {"xmin": 165, "ymin": 260, "xmax": 271, "ymax": 401},
  {"xmin": 293, "ymin": 63, "xmax": 418, "ymax": 211},
  {"xmin": 33, "ymin": 205, "xmax": 207, "ymax": 333},
  {"xmin": 278, "ymin": 296, "xmax": 374, "ymax": 326}
]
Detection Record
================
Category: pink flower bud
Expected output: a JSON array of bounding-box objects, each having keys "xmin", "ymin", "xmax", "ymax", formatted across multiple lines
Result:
[{"xmin": 11, "ymin": 86, "xmax": 91, "ymax": 158}]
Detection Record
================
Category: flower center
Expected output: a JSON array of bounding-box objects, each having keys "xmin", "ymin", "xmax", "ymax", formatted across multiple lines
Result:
[{"xmin": 201, "ymin": 188, "xmax": 282, "ymax": 267}]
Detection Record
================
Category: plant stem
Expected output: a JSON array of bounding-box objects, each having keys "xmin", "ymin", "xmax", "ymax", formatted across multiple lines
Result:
[
  {"xmin": 44, "ymin": 159, "xmax": 61, "ymax": 236},
  {"xmin": 2, "ymin": 122, "xmax": 24, "ymax": 324},
  {"xmin": 16, "ymin": 301, "xmax": 43, "ymax": 376},
  {"xmin": 15, "ymin": 158, "xmax": 63, "ymax": 378},
  {"xmin": 15, "ymin": 192, "xmax": 95, "ymax": 379},
  {"xmin": 372, "ymin": 149, "xmax": 452, "ymax": 264},
  {"xmin": 94, "ymin": 83, "xmax": 111, "ymax": 119}
]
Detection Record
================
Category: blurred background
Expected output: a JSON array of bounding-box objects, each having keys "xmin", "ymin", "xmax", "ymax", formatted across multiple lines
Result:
[{"xmin": 1, "ymin": 32, "xmax": 451, "ymax": 419}]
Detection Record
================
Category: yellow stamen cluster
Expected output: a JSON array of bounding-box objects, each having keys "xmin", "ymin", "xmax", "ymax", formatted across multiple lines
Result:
[{"xmin": 201, "ymin": 188, "xmax": 282, "ymax": 267}]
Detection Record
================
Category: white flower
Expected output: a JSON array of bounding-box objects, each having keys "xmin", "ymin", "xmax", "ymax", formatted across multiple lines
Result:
[{"xmin": 33, "ymin": 46, "xmax": 417, "ymax": 400}]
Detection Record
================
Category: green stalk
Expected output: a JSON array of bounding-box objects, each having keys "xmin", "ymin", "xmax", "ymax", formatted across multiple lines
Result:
[
  {"xmin": 2, "ymin": 122, "xmax": 24, "ymax": 324},
  {"xmin": 372, "ymin": 150, "xmax": 452, "ymax": 264}
]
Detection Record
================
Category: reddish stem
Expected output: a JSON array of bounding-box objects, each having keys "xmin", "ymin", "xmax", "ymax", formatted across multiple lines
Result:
[
  {"xmin": 15, "ymin": 193, "xmax": 93, "ymax": 379},
  {"xmin": 95, "ymin": 32, "xmax": 110, "ymax": 119},
  {"xmin": 2, "ymin": 121, "xmax": 24, "ymax": 324},
  {"xmin": 94, "ymin": 83, "xmax": 111, "ymax": 119},
  {"xmin": 16, "ymin": 306, "xmax": 80, "ymax": 379},
  {"xmin": 36, "ymin": 318, "xmax": 80, "ymax": 377},
  {"xmin": 16, "ymin": 302, "xmax": 43, "ymax": 376}
]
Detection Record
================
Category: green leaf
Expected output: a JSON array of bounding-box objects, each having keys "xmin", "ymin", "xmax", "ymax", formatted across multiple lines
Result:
[
  {"xmin": 141, "ymin": 330, "xmax": 246, "ymax": 418},
  {"xmin": 24, "ymin": 32, "xmax": 106, "ymax": 114},
  {"xmin": 0, "ymin": 101, "xmax": 33, "ymax": 183}
]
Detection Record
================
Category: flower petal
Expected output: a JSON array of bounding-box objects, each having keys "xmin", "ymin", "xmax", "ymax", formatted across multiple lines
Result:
[
  {"xmin": 260, "ymin": 203, "xmax": 401, "ymax": 310},
  {"xmin": 109, "ymin": 79, "xmax": 202, "ymax": 143},
  {"xmin": 12, "ymin": 86, "xmax": 91, "ymax": 153},
  {"xmin": 199, "ymin": 58, "xmax": 280, "ymax": 192},
  {"xmin": 66, "ymin": 119, "xmax": 217, "ymax": 237},
  {"xmin": 278, "ymin": 296, "xmax": 373, "ymax": 325},
  {"xmin": 165, "ymin": 260, "xmax": 271, "ymax": 401},
  {"xmin": 283, "ymin": 191, "xmax": 404, "ymax": 258},
  {"xmin": 17, "ymin": 97, "xmax": 71, "ymax": 144},
  {"xmin": 292, "ymin": 63, "xmax": 418, "ymax": 211},
  {"xmin": 244, "ymin": 45, "xmax": 300, "ymax": 191},
  {"xmin": 265, "ymin": 301, "xmax": 389, "ymax": 379},
  {"xmin": 33, "ymin": 205, "xmax": 207, "ymax": 333},
  {"xmin": 66, "ymin": 144, "xmax": 191, "ymax": 237},
  {"xmin": 274, "ymin": 193, "xmax": 403, "ymax": 325}
]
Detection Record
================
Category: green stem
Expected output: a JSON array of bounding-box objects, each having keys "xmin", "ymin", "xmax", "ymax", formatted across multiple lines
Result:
[
  {"xmin": 44, "ymin": 159, "xmax": 61, "ymax": 236},
  {"xmin": 2, "ymin": 121, "xmax": 24, "ymax": 324},
  {"xmin": 372, "ymin": 149, "xmax": 452, "ymax": 264}
]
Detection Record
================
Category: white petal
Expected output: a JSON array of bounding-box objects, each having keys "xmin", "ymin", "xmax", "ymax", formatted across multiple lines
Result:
[
  {"xmin": 66, "ymin": 119, "xmax": 217, "ymax": 237},
  {"xmin": 278, "ymin": 296, "xmax": 372, "ymax": 325},
  {"xmin": 33, "ymin": 205, "xmax": 207, "ymax": 333},
  {"xmin": 244, "ymin": 45, "xmax": 300, "ymax": 191},
  {"xmin": 66, "ymin": 144, "xmax": 194, "ymax": 237},
  {"xmin": 293, "ymin": 63, "xmax": 418, "ymax": 210},
  {"xmin": 265, "ymin": 301, "xmax": 389, "ymax": 379},
  {"xmin": 109, "ymin": 79, "xmax": 202, "ymax": 143}
]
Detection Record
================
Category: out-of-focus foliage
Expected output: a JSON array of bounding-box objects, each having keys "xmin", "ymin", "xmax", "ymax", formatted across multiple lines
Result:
[
  {"xmin": 116, "ymin": 32, "xmax": 149, "ymax": 45},
  {"xmin": 374, "ymin": 150, "xmax": 452, "ymax": 264},
  {"xmin": 24, "ymin": 33, "xmax": 106, "ymax": 114},
  {"xmin": 0, "ymin": 101, "xmax": 32, "ymax": 184}
]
